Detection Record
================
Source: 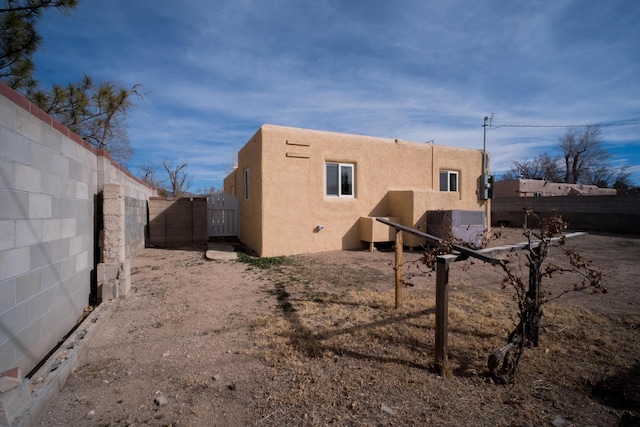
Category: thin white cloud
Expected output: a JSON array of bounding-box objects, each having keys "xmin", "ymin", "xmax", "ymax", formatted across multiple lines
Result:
[{"xmin": 31, "ymin": 0, "xmax": 640, "ymax": 189}]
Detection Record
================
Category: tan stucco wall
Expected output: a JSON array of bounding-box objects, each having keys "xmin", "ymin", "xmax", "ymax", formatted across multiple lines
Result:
[
  {"xmin": 494, "ymin": 178, "xmax": 617, "ymax": 198},
  {"xmin": 224, "ymin": 124, "xmax": 488, "ymax": 257}
]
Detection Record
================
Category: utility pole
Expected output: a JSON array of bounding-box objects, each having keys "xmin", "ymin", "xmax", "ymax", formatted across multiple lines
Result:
[{"xmin": 482, "ymin": 115, "xmax": 492, "ymax": 232}]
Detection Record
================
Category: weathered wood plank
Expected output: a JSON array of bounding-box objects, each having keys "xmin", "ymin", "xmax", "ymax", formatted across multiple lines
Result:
[{"xmin": 376, "ymin": 217, "xmax": 501, "ymax": 265}]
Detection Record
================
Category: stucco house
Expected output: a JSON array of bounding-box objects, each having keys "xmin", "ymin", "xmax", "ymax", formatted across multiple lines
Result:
[
  {"xmin": 223, "ymin": 124, "xmax": 489, "ymax": 257},
  {"xmin": 493, "ymin": 178, "xmax": 617, "ymax": 198}
]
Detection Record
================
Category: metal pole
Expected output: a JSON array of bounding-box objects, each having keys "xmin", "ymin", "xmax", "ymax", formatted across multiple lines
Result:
[{"xmin": 483, "ymin": 116, "xmax": 490, "ymax": 231}]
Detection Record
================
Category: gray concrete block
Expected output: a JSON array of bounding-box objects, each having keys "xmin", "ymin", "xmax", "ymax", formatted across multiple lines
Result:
[
  {"xmin": 76, "ymin": 180, "xmax": 89, "ymax": 200},
  {"xmin": 13, "ymin": 320, "xmax": 42, "ymax": 359},
  {"xmin": 28, "ymin": 193, "xmax": 52, "ymax": 219},
  {"xmin": 41, "ymin": 219, "xmax": 61, "ymax": 243},
  {"xmin": 14, "ymin": 163, "xmax": 42, "ymax": 193},
  {"xmin": 75, "ymin": 250, "xmax": 90, "ymax": 272},
  {"xmin": 0, "ymin": 378, "xmax": 30, "ymax": 426},
  {"xmin": 0, "ymin": 278, "xmax": 16, "ymax": 313},
  {"xmin": 97, "ymin": 281, "xmax": 118, "ymax": 300},
  {"xmin": 16, "ymin": 107, "xmax": 43, "ymax": 142},
  {"xmin": 29, "ymin": 243, "xmax": 51, "ymax": 271},
  {"xmin": 39, "ymin": 264, "xmax": 60, "ymax": 290},
  {"xmin": 0, "ymin": 158, "xmax": 15, "ymax": 190},
  {"xmin": 42, "ymin": 172, "xmax": 63, "ymax": 197},
  {"xmin": 15, "ymin": 219, "xmax": 41, "ymax": 247},
  {"xmin": 51, "ymin": 196, "xmax": 69, "ymax": 218},
  {"xmin": 0, "ymin": 301, "xmax": 28, "ymax": 342},
  {"xmin": 16, "ymin": 269, "xmax": 41, "ymax": 304},
  {"xmin": 0, "ymin": 247, "xmax": 30, "ymax": 281},
  {"xmin": 27, "ymin": 290, "xmax": 51, "ymax": 323},
  {"xmin": 51, "ymin": 238, "xmax": 70, "ymax": 264},
  {"xmin": 50, "ymin": 153, "xmax": 69, "ymax": 177},
  {"xmin": 0, "ymin": 97, "xmax": 17, "ymax": 130},
  {"xmin": 0, "ymin": 128, "xmax": 30, "ymax": 166},
  {"xmin": 59, "ymin": 257, "xmax": 75, "ymax": 282},
  {"xmin": 0, "ymin": 189, "xmax": 29, "ymax": 220},
  {"xmin": 60, "ymin": 218, "xmax": 76, "ymax": 239},
  {"xmin": 68, "ymin": 236, "xmax": 83, "ymax": 256},
  {"xmin": 97, "ymin": 263, "xmax": 119, "ymax": 281},
  {"xmin": 0, "ymin": 341, "xmax": 15, "ymax": 375},
  {"xmin": 42, "ymin": 126, "xmax": 62, "ymax": 154},
  {"xmin": 0, "ymin": 220, "xmax": 15, "ymax": 251},
  {"xmin": 28, "ymin": 143, "xmax": 53, "ymax": 173}
]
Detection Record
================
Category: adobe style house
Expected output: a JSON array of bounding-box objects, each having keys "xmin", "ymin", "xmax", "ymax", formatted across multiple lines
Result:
[
  {"xmin": 493, "ymin": 178, "xmax": 617, "ymax": 198},
  {"xmin": 223, "ymin": 124, "xmax": 489, "ymax": 257}
]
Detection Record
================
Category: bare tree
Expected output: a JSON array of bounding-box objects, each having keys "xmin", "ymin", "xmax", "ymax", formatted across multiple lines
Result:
[
  {"xmin": 559, "ymin": 125, "xmax": 609, "ymax": 184},
  {"xmin": 196, "ymin": 185, "xmax": 221, "ymax": 197},
  {"xmin": 162, "ymin": 160, "xmax": 191, "ymax": 196},
  {"xmin": 502, "ymin": 152, "xmax": 562, "ymax": 182},
  {"xmin": 138, "ymin": 162, "xmax": 168, "ymax": 196},
  {"xmin": 504, "ymin": 125, "xmax": 634, "ymax": 188}
]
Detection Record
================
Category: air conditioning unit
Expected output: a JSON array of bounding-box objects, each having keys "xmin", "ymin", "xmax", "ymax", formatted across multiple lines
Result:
[{"xmin": 426, "ymin": 210, "xmax": 486, "ymax": 247}]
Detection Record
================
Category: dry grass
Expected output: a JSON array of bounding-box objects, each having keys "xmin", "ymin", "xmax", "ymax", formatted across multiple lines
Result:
[{"xmin": 249, "ymin": 231, "xmax": 640, "ymax": 426}]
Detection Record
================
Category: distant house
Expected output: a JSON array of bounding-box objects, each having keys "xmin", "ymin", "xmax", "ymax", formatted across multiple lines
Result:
[
  {"xmin": 223, "ymin": 124, "xmax": 489, "ymax": 257},
  {"xmin": 493, "ymin": 178, "xmax": 617, "ymax": 198}
]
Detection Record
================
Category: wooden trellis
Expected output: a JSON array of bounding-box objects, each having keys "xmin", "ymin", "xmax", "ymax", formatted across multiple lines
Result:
[{"xmin": 376, "ymin": 217, "xmax": 585, "ymax": 375}]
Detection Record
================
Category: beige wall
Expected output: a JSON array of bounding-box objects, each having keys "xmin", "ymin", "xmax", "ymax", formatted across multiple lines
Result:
[
  {"xmin": 224, "ymin": 124, "xmax": 487, "ymax": 257},
  {"xmin": 494, "ymin": 178, "xmax": 617, "ymax": 198}
]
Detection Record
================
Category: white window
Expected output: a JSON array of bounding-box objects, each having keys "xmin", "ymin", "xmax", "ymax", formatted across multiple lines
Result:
[
  {"xmin": 439, "ymin": 170, "xmax": 458, "ymax": 192},
  {"xmin": 326, "ymin": 162, "xmax": 354, "ymax": 197},
  {"xmin": 244, "ymin": 169, "xmax": 250, "ymax": 200}
]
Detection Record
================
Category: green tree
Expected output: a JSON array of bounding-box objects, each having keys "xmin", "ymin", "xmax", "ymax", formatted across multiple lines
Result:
[
  {"xmin": 31, "ymin": 75, "xmax": 141, "ymax": 164},
  {"xmin": 0, "ymin": 0, "xmax": 79, "ymax": 92},
  {"xmin": 2, "ymin": 1, "xmax": 141, "ymax": 166}
]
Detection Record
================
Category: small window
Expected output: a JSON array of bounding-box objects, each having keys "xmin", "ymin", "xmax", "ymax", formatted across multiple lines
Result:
[
  {"xmin": 439, "ymin": 170, "xmax": 458, "ymax": 192},
  {"xmin": 244, "ymin": 169, "xmax": 250, "ymax": 200},
  {"xmin": 326, "ymin": 162, "xmax": 354, "ymax": 197}
]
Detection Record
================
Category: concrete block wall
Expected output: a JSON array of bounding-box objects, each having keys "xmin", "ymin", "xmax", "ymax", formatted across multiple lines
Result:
[
  {"xmin": 0, "ymin": 83, "xmax": 153, "ymax": 375},
  {"xmin": 492, "ymin": 193, "xmax": 640, "ymax": 233},
  {"xmin": 148, "ymin": 197, "xmax": 208, "ymax": 246}
]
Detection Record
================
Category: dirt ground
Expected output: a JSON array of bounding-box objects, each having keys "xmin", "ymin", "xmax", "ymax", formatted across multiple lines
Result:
[{"xmin": 38, "ymin": 229, "xmax": 639, "ymax": 426}]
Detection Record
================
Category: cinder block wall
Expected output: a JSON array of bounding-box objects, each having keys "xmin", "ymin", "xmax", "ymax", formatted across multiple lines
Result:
[
  {"xmin": 148, "ymin": 197, "xmax": 208, "ymax": 246},
  {"xmin": 0, "ymin": 83, "xmax": 153, "ymax": 375},
  {"xmin": 492, "ymin": 194, "xmax": 640, "ymax": 233}
]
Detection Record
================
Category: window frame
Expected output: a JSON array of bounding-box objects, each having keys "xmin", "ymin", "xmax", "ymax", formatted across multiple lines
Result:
[
  {"xmin": 325, "ymin": 162, "xmax": 355, "ymax": 198},
  {"xmin": 439, "ymin": 170, "xmax": 459, "ymax": 192}
]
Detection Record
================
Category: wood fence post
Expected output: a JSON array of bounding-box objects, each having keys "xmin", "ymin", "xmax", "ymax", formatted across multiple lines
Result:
[
  {"xmin": 394, "ymin": 229, "xmax": 403, "ymax": 309},
  {"xmin": 435, "ymin": 254, "xmax": 456, "ymax": 375}
]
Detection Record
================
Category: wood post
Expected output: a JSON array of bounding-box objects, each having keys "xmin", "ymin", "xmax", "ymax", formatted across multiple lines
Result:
[
  {"xmin": 435, "ymin": 254, "xmax": 456, "ymax": 375},
  {"xmin": 394, "ymin": 229, "xmax": 403, "ymax": 309}
]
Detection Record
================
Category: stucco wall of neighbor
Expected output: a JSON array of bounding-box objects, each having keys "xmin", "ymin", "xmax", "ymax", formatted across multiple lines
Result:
[
  {"xmin": 0, "ymin": 82, "xmax": 153, "ymax": 375},
  {"xmin": 492, "ymin": 193, "xmax": 640, "ymax": 233},
  {"xmin": 494, "ymin": 178, "xmax": 617, "ymax": 198},
  {"xmin": 225, "ymin": 124, "xmax": 487, "ymax": 257}
]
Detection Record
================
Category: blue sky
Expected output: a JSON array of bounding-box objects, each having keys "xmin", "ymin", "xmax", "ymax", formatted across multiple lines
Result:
[{"xmin": 33, "ymin": 0, "xmax": 640, "ymax": 190}]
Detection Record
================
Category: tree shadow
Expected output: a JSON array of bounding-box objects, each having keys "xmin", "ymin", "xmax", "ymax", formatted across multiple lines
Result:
[{"xmin": 590, "ymin": 362, "xmax": 640, "ymax": 426}]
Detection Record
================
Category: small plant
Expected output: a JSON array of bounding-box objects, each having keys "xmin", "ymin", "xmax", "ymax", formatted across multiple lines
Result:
[{"xmin": 237, "ymin": 252, "xmax": 285, "ymax": 269}]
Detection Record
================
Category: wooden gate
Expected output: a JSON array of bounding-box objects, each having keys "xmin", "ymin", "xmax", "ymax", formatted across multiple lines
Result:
[{"xmin": 208, "ymin": 193, "xmax": 239, "ymax": 237}]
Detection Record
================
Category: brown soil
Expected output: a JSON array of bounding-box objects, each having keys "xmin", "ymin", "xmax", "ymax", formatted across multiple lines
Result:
[{"xmin": 39, "ymin": 229, "xmax": 640, "ymax": 426}]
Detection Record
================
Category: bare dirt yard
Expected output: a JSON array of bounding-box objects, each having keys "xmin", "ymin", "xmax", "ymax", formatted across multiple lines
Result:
[{"xmin": 39, "ymin": 229, "xmax": 639, "ymax": 426}]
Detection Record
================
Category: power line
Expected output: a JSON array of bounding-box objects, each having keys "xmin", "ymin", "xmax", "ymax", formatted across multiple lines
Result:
[{"xmin": 487, "ymin": 121, "xmax": 640, "ymax": 130}]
